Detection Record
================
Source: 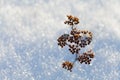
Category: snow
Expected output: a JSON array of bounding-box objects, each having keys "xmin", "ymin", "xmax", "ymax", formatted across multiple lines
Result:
[{"xmin": 0, "ymin": 0, "xmax": 120, "ymax": 80}]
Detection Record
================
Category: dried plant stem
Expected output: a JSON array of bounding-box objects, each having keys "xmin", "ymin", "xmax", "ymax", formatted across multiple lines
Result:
[{"xmin": 73, "ymin": 53, "xmax": 78, "ymax": 64}]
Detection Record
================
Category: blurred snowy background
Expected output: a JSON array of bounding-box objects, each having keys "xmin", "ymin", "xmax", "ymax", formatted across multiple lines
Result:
[{"xmin": 0, "ymin": 0, "xmax": 120, "ymax": 80}]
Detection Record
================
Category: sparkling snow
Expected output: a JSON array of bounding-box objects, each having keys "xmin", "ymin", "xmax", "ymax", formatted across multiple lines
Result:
[{"xmin": 0, "ymin": 0, "xmax": 120, "ymax": 80}]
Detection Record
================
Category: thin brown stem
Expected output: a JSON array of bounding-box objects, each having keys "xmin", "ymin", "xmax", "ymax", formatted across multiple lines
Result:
[{"xmin": 73, "ymin": 53, "xmax": 78, "ymax": 64}]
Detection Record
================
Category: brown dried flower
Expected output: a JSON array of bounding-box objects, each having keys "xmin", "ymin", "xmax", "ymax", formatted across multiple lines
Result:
[
  {"xmin": 77, "ymin": 50, "xmax": 94, "ymax": 64},
  {"xmin": 62, "ymin": 61, "xmax": 73, "ymax": 72},
  {"xmin": 57, "ymin": 15, "xmax": 95, "ymax": 72},
  {"xmin": 57, "ymin": 34, "xmax": 69, "ymax": 48},
  {"xmin": 64, "ymin": 15, "xmax": 80, "ymax": 26}
]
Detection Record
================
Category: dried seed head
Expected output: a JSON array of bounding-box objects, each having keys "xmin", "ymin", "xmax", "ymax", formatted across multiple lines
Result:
[
  {"xmin": 65, "ymin": 15, "xmax": 80, "ymax": 26},
  {"xmin": 67, "ymin": 15, "xmax": 73, "ymax": 20},
  {"xmin": 77, "ymin": 50, "xmax": 94, "ymax": 64},
  {"xmin": 57, "ymin": 15, "xmax": 95, "ymax": 71},
  {"xmin": 62, "ymin": 61, "xmax": 73, "ymax": 72}
]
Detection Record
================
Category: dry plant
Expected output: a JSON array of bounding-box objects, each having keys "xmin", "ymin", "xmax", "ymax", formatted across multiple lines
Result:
[{"xmin": 57, "ymin": 15, "xmax": 95, "ymax": 72}]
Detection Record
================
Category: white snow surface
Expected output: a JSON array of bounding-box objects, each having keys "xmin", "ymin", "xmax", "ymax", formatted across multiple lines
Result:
[{"xmin": 0, "ymin": 0, "xmax": 120, "ymax": 80}]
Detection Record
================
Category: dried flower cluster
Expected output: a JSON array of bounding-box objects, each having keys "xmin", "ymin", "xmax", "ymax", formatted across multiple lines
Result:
[
  {"xmin": 57, "ymin": 15, "xmax": 95, "ymax": 72},
  {"xmin": 62, "ymin": 61, "xmax": 73, "ymax": 72},
  {"xmin": 77, "ymin": 50, "xmax": 94, "ymax": 64},
  {"xmin": 64, "ymin": 15, "xmax": 79, "ymax": 26}
]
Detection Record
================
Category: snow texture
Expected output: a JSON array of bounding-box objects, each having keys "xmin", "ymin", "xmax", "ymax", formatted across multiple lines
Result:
[{"xmin": 0, "ymin": 0, "xmax": 120, "ymax": 80}]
